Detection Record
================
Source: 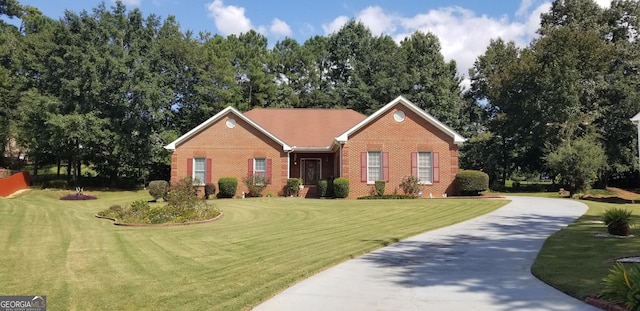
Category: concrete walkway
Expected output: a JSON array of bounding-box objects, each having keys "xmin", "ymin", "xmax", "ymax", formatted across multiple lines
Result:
[{"xmin": 253, "ymin": 196, "xmax": 600, "ymax": 311}]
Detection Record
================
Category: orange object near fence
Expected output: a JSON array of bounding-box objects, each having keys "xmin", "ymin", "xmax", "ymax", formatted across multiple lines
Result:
[{"xmin": 0, "ymin": 172, "xmax": 30, "ymax": 197}]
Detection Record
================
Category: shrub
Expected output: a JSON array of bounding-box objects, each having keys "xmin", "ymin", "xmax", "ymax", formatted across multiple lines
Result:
[
  {"xmin": 603, "ymin": 208, "xmax": 633, "ymax": 236},
  {"xmin": 601, "ymin": 263, "xmax": 640, "ymax": 310},
  {"xmin": 44, "ymin": 179, "xmax": 68, "ymax": 189},
  {"xmin": 242, "ymin": 174, "xmax": 269, "ymax": 197},
  {"xmin": 317, "ymin": 179, "xmax": 328, "ymax": 197},
  {"xmin": 333, "ymin": 177, "xmax": 349, "ymax": 198},
  {"xmin": 357, "ymin": 194, "xmax": 417, "ymax": 200},
  {"xmin": 455, "ymin": 170, "xmax": 489, "ymax": 196},
  {"xmin": 218, "ymin": 177, "xmax": 238, "ymax": 198},
  {"xmin": 400, "ymin": 175, "xmax": 421, "ymax": 195},
  {"xmin": 148, "ymin": 180, "xmax": 169, "ymax": 201},
  {"xmin": 374, "ymin": 180, "xmax": 386, "ymax": 196},
  {"xmin": 97, "ymin": 177, "xmax": 221, "ymax": 225},
  {"xmin": 286, "ymin": 178, "xmax": 302, "ymax": 197},
  {"xmin": 204, "ymin": 183, "xmax": 216, "ymax": 199}
]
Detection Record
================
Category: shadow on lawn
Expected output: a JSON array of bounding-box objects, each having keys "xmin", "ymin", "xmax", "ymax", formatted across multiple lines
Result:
[
  {"xmin": 582, "ymin": 196, "xmax": 638, "ymax": 204},
  {"xmin": 359, "ymin": 202, "xmax": 590, "ymax": 310}
]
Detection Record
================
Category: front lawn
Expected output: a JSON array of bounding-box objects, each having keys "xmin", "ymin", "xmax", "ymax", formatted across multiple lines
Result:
[
  {"xmin": 0, "ymin": 190, "xmax": 505, "ymax": 310},
  {"xmin": 532, "ymin": 199, "xmax": 640, "ymax": 299}
]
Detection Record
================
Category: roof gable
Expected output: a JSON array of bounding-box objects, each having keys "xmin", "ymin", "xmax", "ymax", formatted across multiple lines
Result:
[
  {"xmin": 336, "ymin": 96, "xmax": 466, "ymax": 145},
  {"xmin": 244, "ymin": 108, "xmax": 366, "ymax": 149},
  {"xmin": 164, "ymin": 107, "xmax": 291, "ymax": 151}
]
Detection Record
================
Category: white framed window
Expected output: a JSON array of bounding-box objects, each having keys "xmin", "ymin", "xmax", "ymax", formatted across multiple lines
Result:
[
  {"xmin": 418, "ymin": 152, "xmax": 433, "ymax": 184},
  {"xmin": 367, "ymin": 151, "xmax": 382, "ymax": 183},
  {"xmin": 253, "ymin": 158, "xmax": 266, "ymax": 185},
  {"xmin": 193, "ymin": 158, "xmax": 206, "ymax": 185}
]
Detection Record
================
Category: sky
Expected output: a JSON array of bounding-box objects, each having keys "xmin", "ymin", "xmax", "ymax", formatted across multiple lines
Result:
[{"xmin": 9, "ymin": 0, "xmax": 612, "ymax": 86}]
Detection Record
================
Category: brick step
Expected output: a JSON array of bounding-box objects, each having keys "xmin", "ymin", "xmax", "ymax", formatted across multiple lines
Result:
[{"xmin": 298, "ymin": 186, "xmax": 318, "ymax": 198}]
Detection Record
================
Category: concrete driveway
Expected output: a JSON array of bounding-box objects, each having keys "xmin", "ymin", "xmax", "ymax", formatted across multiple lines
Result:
[{"xmin": 253, "ymin": 196, "xmax": 600, "ymax": 311}]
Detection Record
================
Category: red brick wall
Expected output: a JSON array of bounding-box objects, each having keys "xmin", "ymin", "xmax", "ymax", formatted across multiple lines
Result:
[
  {"xmin": 171, "ymin": 113, "xmax": 288, "ymax": 197},
  {"xmin": 342, "ymin": 104, "xmax": 459, "ymax": 198}
]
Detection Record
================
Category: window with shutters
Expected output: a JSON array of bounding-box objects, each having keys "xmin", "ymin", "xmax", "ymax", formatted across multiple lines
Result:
[
  {"xmin": 367, "ymin": 151, "xmax": 382, "ymax": 183},
  {"xmin": 193, "ymin": 158, "xmax": 206, "ymax": 185},
  {"xmin": 417, "ymin": 152, "xmax": 432, "ymax": 184},
  {"xmin": 253, "ymin": 158, "xmax": 267, "ymax": 185}
]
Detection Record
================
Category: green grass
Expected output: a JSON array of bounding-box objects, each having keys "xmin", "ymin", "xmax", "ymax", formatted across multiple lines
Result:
[
  {"xmin": 0, "ymin": 190, "xmax": 505, "ymax": 311},
  {"xmin": 532, "ymin": 199, "xmax": 640, "ymax": 299}
]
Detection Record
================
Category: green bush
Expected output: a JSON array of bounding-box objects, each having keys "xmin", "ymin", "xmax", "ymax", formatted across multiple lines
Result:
[
  {"xmin": 455, "ymin": 170, "xmax": 489, "ymax": 196},
  {"xmin": 400, "ymin": 175, "xmax": 421, "ymax": 195},
  {"xmin": 333, "ymin": 177, "xmax": 349, "ymax": 198},
  {"xmin": 601, "ymin": 263, "xmax": 640, "ymax": 311},
  {"xmin": 374, "ymin": 180, "xmax": 386, "ymax": 196},
  {"xmin": 204, "ymin": 183, "xmax": 216, "ymax": 199},
  {"xmin": 218, "ymin": 177, "xmax": 238, "ymax": 198},
  {"xmin": 603, "ymin": 208, "xmax": 633, "ymax": 236},
  {"xmin": 242, "ymin": 174, "xmax": 269, "ymax": 197},
  {"xmin": 317, "ymin": 179, "xmax": 328, "ymax": 197},
  {"xmin": 148, "ymin": 180, "xmax": 169, "ymax": 201},
  {"xmin": 286, "ymin": 178, "xmax": 302, "ymax": 196},
  {"xmin": 44, "ymin": 179, "xmax": 68, "ymax": 189}
]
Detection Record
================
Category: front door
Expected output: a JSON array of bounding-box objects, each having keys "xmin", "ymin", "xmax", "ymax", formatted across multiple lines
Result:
[{"xmin": 301, "ymin": 159, "xmax": 321, "ymax": 185}]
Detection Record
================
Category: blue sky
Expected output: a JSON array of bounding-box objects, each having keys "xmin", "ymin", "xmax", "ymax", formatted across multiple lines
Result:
[{"xmin": 10, "ymin": 0, "xmax": 611, "ymax": 85}]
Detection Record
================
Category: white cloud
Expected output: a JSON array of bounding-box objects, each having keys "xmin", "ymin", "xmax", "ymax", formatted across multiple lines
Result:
[
  {"xmin": 206, "ymin": 0, "xmax": 253, "ymax": 36},
  {"xmin": 320, "ymin": 3, "xmax": 556, "ymax": 89},
  {"xmin": 355, "ymin": 6, "xmax": 397, "ymax": 35},
  {"xmin": 270, "ymin": 18, "xmax": 292, "ymax": 37},
  {"xmin": 116, "ymin": 0, "xmax": 141, "ymax": 6},
  {"xmin": 322, "ymin": 16, "xmax": 349, "ymax": 35}
]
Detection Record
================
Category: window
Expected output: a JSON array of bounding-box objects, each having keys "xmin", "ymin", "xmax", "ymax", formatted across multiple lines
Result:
[
  {"xmin": 253, "ymin": 158, "xmax": 266, "ymax": 177},
  {"xmin": 193, "ymin": 158, "xmax": 206, "ymax": 185},
  {"xmin": 367, "ymin": 151, "xmax": 382, "ymax": 183},
  {"xmin": 417, "ymin": 152, "xmax": 433, "ymax": 184}
]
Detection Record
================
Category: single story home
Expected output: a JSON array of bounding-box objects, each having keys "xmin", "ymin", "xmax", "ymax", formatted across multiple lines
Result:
[{"xmin": 164, "ymin": 96, "xmax": 465, "ymax": 198}]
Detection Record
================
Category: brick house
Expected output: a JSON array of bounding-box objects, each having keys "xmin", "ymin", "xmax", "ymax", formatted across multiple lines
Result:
[{"xmin": 164, "ymin": 96, "xmax": 465, "ymax": 198}]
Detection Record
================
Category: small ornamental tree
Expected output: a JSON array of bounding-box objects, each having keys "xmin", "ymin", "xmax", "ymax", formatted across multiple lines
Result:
[
  {"xmin": 455, "ymin": 170, "xmax": 489, "ymax": 196},
  {"xmin": 544, "ymin": 136, "xmax": 607, "ymax": 196},
  {"xmin": 400, "ymin": 175, "xmax": 421, "ymax": 195}
]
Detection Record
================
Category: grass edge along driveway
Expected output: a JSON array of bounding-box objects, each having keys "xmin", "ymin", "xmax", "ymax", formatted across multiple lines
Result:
[
  {"xmin": 0, "ymin": 190, "xmax": 506, "ymax": 310},
  {"xmin": 532, "ymin": 199, "xmax": 640, "ymax": 301}
]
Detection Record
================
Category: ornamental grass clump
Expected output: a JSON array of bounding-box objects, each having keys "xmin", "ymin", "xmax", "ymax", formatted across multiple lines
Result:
[
  {"xmin": 601, "ymin": 263, "xmax": 640, "ymax": 311},
  {"xmin": 603, "ymin": 207, "xmax": 633, "ymax": 236}
]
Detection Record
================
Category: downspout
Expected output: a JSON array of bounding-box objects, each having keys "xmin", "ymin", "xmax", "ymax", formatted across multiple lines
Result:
[
  {"xmin": 339, "ymin": 143, "xmax": 344, "ymax": 177},
  {"xmin": 287, "ymin": 150, "xmax": 292, "ymax": 180}
]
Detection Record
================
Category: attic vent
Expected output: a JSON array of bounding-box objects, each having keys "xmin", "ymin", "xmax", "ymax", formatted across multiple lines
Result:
[
  {"xmin": 393, "ymin": 110, "xmax": 405, "ymax": 122},
  {"xmin": 226, "ymin": 118, "xmax": 236, "ymax": 128}
]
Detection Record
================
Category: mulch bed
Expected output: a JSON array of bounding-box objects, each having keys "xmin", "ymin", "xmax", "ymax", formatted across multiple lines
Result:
[{"xmin": 94, "ymin": 213, "xmax": 223, "ymax": 227}]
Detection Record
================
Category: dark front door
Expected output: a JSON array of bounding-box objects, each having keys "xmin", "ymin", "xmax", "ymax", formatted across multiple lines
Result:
[{"xmin": 301, "ymin": 159, "xmax": 321, "ymax": 185}]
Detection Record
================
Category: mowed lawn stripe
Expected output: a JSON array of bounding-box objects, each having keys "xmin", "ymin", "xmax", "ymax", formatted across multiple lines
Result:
[{"xmin": 0, "ymin": 190, "xmax": 505, "ymax": 310}]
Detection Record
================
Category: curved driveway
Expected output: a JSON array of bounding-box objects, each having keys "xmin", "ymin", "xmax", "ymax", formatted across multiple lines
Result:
[{"xmin": 254, "ymin": 196, "xmax": 600, "ymax": 311}]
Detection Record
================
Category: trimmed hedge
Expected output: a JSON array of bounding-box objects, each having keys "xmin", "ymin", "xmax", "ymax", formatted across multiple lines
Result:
[
  {"xmin": 455, "ymin": 170, "xmax": 489, "ymax": 196},
  {"xmin": 148, "ymin": 180, "xmax": 169, "ymax": 201},
  {"xmin": 218, "ymin": 177, "xmax": 238, "ymax": 198},
  {"xmin": 357, "ymin": 194, "xmax": 417, "ymax": 200},
  {"xmin": 333, "ymin": 177, "xmax": 349, "ymax": 198},
  {"xmin": 317, "ymin": 179, "xmax": 328, "ymax": 197}
]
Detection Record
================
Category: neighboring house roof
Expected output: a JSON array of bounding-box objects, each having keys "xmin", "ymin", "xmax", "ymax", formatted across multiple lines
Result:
[
  {"xmin": 165, "ymin": 96, "xmax": 466, "ymax": 151},
  {"xmin": 244, "ymin": 108, "xmax": 367, "ymax": 149},
  {"xmin": 336, "ymin": 96, "xmax": 466, "ymax": 146},
  {"xmin": 164, "ymin": 106, "xmax": 292, "ymax": 151}
]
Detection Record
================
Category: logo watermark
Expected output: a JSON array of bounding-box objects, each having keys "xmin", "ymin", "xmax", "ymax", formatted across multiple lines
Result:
[{"xmin": 0, "ymin": 296, "xmax": 46, "ymax": 311}]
